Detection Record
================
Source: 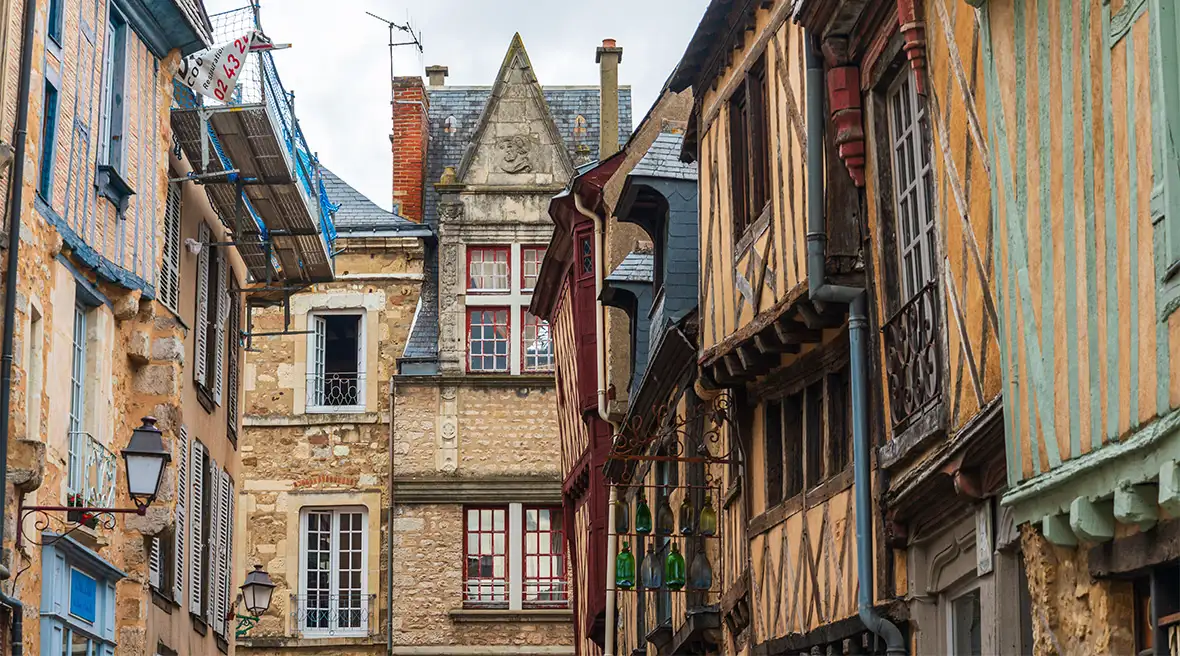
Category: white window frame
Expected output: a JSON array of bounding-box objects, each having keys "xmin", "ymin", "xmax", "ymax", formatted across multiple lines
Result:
[
  {"xmin": 941, "ymin": 578, "xmax": 984, "ymax": 656},
  {"xmin": 298, "ymin": 507, "xmax": 369, "ymax": 637},
  {"xmin": 305, "ymin": 310, "xmax": 366, "ymax": 414},
  {"xmin": 886, "ymin": 68, "xmax": 937, "ymax": 301},
  {"xmin": 464, "ymin": 244, "xmax": 546, "ymax": 376}
]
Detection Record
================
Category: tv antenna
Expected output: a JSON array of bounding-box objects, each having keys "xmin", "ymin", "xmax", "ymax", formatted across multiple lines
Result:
[{"xmin": 366, "ymin": 11, "xmax": 424, "ymax": 105}]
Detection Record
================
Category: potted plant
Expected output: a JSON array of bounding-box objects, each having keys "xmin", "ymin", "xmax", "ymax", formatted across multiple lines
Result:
[{"xmin": 67, "ymin": 493, "xmax": 98, "ymax": 529}]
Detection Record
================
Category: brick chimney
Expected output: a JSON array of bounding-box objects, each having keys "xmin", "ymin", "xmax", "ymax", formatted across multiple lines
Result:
[
  {"xmin": 426, "ymin": 65, "xmax": 449, "ymax": 87},
  {"xmin": 390, "ymin": 76, "xmax": 429, "ymax": 223},
  {"xmin": 596, "ymin": 39, "xmax": 623, "ymax": 160}
]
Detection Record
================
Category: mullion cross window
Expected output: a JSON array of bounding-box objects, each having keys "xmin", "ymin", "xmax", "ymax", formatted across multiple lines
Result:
[
  {"xmin": 888, "ymin": 70, "xmax": 937, "ymax": 300},
  {"xmin": 464, "ymin": 508, "xmax": 508, "ymax": 606},
  {"xmin": 523, "ymin": 507, "xmax": 566, "ymax": 607},
  {"xmin": 301, "ymin": 508, "xmax": 367, "ymax": 635},
  {"xmin": 468, "ymin": 247, "xmax": 510, "ymax": 292},
  {"xmin": 463, "ymin": 505, "xmax": 567, "ymax": 609},
  {"xmin": 468, "ymin": 308, "xmax": 510, "ymax": 372}
]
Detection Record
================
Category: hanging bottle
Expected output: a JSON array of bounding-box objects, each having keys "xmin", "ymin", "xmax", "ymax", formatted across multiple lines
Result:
[
  {"xmin": 664, "ymin": 542, "xmax": 687, "ymax": 590},
  {"xmin": 612, "ymin": 490, "xmax": 630, "ymax": 535},
  {"xmin": 655, "ymin": 488, "xmax": 675, "ymax": 536},
  {"xmin": 634, "ymin": 489, "xmax": 653, "ymax": 535},
  {"xmin": 615, "ymin": 542, "xmax": 635, "ymax": 589},
  {"xmin": 678, "ymin": 496, "xmax": 696, "ymax": 535},
  {"xmin": 688, "ymin": 544, "xmax": 714, "ymax": 591},
  {"xmin": 698, "ymin": 493, "xmax": 718, "ymax": 537},
  {"xmin": 640, "ymin": 544, "xmax": 663, "ymax": 589}
]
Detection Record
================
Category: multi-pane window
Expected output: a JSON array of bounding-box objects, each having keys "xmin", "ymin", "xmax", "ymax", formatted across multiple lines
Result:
[
  {"xmin": 521, "ymin": 246, "xmax": 546, "ymax": 290},
  {"xmin": 463, "ymin": 505, "xmax": 568, "ymax": 609},
  {"xmin": 887, "ymin": 70, "xmax": 936, "ymax": 300},
  {"xmin": 522, "ymin": 311, "xmax": 554, "ymax": 372},
  {"xmin": 301, "ymin": 508, "xmax": 367, "ymax": 636},
  {"xmin": 728, "ymin": 54, "xmax": 770, "ymax": 236},
  {"xmin": 101, "ymin": 9, "xmax": 128, "ymax": 172},
  {"xmin": 308, "ymin": 313, "xmax": 363, "ymax": 411},
  {"xmin": 47, "ymin": 0, "xmax": 62, "ymax": 44},
  {"xmin": 523, "ymin": 507, "xmax": 565, "ymax": 607},
  {"xmin": 763, "ymin": 364, "xmax": 851, "ymax": 507},
  {"xmin": 468, "ymin": 308, "xmax": 510, "ymax": 372},
  {"xmin": 464, "ymin": 507, "xmax": 508, "ymax": 606},
  {"xmin": 468, "ymin": 246, "xmax": 510, "ymax": 292}
]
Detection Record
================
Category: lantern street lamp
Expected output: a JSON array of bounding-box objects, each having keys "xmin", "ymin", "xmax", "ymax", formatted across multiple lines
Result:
[
  {"xmin": 15, "ymin": 416, "xmax": 172, "ymax": 550},
  {"xmin": 231, "ymin": 565, "xmax": 276, "ymax": 638},
  {"xmin": 121, "ymin": 417, "xmax": 171, "ymax": 510}
]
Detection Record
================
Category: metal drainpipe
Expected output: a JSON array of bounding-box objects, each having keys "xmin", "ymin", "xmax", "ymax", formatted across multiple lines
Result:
[
  {"xmin": 0, "ymin": 592, "xmax": 21, "ymax": 656},
  {"xmin": 0, "ymin": 0, "xmax": 40, "ymax": 576},
  {"xmin": 804, "ymin": 32, "xmax": 905, "ymax": 656}
]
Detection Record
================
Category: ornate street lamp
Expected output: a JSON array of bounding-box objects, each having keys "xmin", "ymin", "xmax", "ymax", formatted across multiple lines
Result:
[
  {"xmin": 231, "ymin": 565, "xmax": 276, "ymax": 637},
  {"xmin": 120, "ymin": 417, "xmax": 171, "ymax": 510},
  {"xmin": 15, "ymin": 417, "xmax": 172, "ymax": 549}
]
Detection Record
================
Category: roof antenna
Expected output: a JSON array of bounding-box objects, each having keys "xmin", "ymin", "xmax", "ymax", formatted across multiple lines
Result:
[{"xmin": 366, "ymin": 11, "xmax": 425, "ymax": 105}]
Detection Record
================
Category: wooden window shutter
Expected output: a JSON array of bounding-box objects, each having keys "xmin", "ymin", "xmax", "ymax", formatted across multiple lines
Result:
[
  {"xmin": 217, "ymin": 470, "xmax": 234, "ymax": 635},
  {"xmin": 160, "ymin": 182, "xmax": 182, "ymax": 312},
  {"xmin": 212, "ymin": 254, "xmax": 229, "ymax": 405},
  {"xmin": 188, "ymin": 439, "xmax": 205, "ymax": 616},
  {"xmin": 206, "ymin": 458, "xmax": 222, "ymax": 629},
  {"xmin": 148, "ymin": 536, "xmax": 162, "ymax": 589},
  {"xmin": 173, "ymin": 426, "xmax": 188, "ymax": 603},
  {"xmin": 193, "ymin": 223, "xmax": 211, "ymax": 388},
  {"xmin": 226, "ymin": 286, "xmax": 241, "ymax": 440},
  {"xmin": 310, "ymin": 316, "xmax": 327, "ymax": 407}
]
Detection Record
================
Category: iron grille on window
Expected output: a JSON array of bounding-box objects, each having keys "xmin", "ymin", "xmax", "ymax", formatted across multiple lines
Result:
[
  {"xmin": 292, "ymin": 593, "xmax": 374, "ymax": 637},
  {"xmin": 883, "ymin": 280, "xmax": 942, "ymax": 433}
]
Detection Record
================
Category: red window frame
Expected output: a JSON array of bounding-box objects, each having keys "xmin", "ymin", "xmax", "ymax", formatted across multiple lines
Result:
[
  {"xmin": 521, "ymin": 309, "xmax": 554, "ymax": 373},
  {"xmin": 463, "ymin": 506, "xmax": 508, "ymax": 607},
  {"xmin": 467, "ymin": 307, "xmax": 510, "ymax": 373},
  {"xmin": 467, "ymin": 246, "xmax": 510, "ymax": 293},
  {"xmin": 523, "ymin": 506, "xmax": 567, "ymax": 608},
  {"xmin": 520, "ymin": 245, "xmax": 547, "ymax": 291}
]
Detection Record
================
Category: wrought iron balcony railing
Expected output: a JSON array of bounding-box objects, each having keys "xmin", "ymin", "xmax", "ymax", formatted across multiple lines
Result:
[
  {"xmin": 67, "ymin": 431, "xmax": 118, "ymax": 509},
  {"xmin": 882, "ymin": 281, "xmax": 943, "ymax": 434},
  {"xmin": 306, "ymin": 371, "xmax": 364, "ymax": 409},
  {"xmin": 292, "ymin": 593, "xmax": 375, "ymax": 637}
]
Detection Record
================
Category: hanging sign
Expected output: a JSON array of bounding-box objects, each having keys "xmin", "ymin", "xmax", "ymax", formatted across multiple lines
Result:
[{"xmin": 177, "ymin": 31, "xmax": 266, "ymax": 102}]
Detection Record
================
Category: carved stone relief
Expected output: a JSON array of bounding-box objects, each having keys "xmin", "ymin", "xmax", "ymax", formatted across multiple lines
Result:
[
  {"xmin": 437, "ymin": 385, "xmax": 459, "ymax": 472},
  {"xmin": 498, "ymin": 135, "xmax": 535, "ymax": 173},
  {"xmin": 439, "ymin": 202, "xmax": 464, "ymax": 221}
]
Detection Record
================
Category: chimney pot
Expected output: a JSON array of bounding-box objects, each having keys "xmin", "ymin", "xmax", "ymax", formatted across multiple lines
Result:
[
  {"xmin": 602, "ymin": 38, "xmax": 616, "ymax": 48},
  {"xmin": 425, "ymin": 65, "xmax": 449, "ymax": 87}
]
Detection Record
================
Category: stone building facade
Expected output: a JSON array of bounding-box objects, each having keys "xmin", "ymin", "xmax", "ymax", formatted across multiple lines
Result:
[{"xmin": 0, "ymin": 0, "xmax": 274, "ymax": 654}]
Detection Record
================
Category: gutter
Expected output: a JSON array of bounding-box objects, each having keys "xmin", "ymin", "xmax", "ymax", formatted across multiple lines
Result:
[
  {"xmin": 388, "ymin": 377, "xmax": 396, "ymax": 655},
  {"xmin": 0, "ymin": 0, "xmax": 39, "ymax": 582},
  {"xmin": 804, "ymin": 34, "xmax": 905, "ymax": 656}
]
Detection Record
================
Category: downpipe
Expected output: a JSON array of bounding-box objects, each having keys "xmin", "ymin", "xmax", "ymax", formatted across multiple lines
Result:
[
  {"xmin": 805, "ymin": 32, "xmax": 905, "ymax": 656},
  {"xmin": 573, "ymin": 189, "xmax": 618, "ymax": 656},
  {"xmin": 0, "ymin": 593, "xmax": 21, "ymax": 656}
]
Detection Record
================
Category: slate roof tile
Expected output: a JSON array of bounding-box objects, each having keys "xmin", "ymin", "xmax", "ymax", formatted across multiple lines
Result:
[
  {"xmin": 320, "ymin": 167, "xmax": 418, "ymax": 232},
  {"xmin": 631, "ymin": 131, "xmax": 697, "ymax": 181},
  {"xmin": 606, "ymin": 252, "xmax": 654, "ymax": 284}
]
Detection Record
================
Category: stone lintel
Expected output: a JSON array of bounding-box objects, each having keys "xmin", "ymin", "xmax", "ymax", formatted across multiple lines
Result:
[
  {"xmin": 1070, "ymin": 497, "xmax": 1114, "ymax": 543},
  {"xmin": 1042, "ymin": 513, "xmax": 1077, "ymax": 547},
  {"xmin": 1114, "ymin": 480, "xmax": 1159, "ymax": 531},
  {"xmin": 392, "ymin": 477, "xmax": 561, "ymax": 504}
]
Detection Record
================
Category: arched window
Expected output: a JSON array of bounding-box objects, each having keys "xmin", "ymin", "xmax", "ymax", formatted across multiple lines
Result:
[{"xmin": 443, "ymin": 115, "xmax": 457, "ymax": 134}]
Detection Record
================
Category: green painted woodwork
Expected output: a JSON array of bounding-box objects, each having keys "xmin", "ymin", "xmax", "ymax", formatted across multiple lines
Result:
[
  {"xmin": 1041, "ymin": 513, "xmax": 1078, "ymax": 546},
  {"xmin": 1082, "ymin": 0, "xmax": 1104, "ymax": 452},
  {"xmin": 1102, "ymin": 0, "xmax": 1121, "ymax": 443},
  {"xmin": 1069, "ymin": 497, "xmax": 1115, "ymax": 542},
  {"xmin": 1113, "ymin": 480, "xmax": 1159, "ymax": 531},
  {"xmin": 1155, "ymin": 0, "xmax": 1180, "ymax": 278},
  {"xmin": 1127, "ymin": 23, "xmax": 1143, "ymax": 432},
  {"xmin": 1159, "ymin": 460, "xmax": 1180, "ymax": 515},
  {"xmin": 1060, "ymin": 0, "xmax": 1083, "ymax": 459}
]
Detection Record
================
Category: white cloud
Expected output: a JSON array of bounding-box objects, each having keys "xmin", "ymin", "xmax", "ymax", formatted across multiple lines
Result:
[{"xmin": 202, "ymin": 0, "xmax": 709, "ymax": 210}]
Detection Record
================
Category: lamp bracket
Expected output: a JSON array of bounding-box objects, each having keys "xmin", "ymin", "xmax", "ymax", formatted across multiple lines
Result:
[{"xmin": 15, "ymin": 493, "xmax": 147, "ymax": 551}]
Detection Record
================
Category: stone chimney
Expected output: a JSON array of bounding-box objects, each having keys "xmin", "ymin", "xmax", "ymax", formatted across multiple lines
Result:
[
  {"xmin": 596, "ymin": 39, "xmax": 623, "ymax": 160},
  {"xmin": 390, "ymin": 76, "xmax": 429, "ymax": 222},
  {"xmin": 426, "ymin": 65, "xmax": 449, "ymax": 87}
]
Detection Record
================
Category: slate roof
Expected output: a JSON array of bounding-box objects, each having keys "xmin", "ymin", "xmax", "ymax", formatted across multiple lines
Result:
[
  {"xmin": 401, "ymin": 85, "xmax": 634, "ymax": 366},
  {"xmin": 606, "ymin": 252, "xmax": 654, "ymax": 284},
  {"xmin": 631, "ymin": 131, "xmax": 698, "ymax": 181},
  {"xmin": 175, "ymin": 0, "xmax": 213, "ymax": 46},
  {"xmin": 319, "ymin": 167, "xmax": 422, "ymax": 234}
]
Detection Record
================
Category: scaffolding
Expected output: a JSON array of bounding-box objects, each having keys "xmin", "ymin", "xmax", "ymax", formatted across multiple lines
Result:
[{"xmin": 170, "ymin": 3, "xmax": 337, "ymax": 287}]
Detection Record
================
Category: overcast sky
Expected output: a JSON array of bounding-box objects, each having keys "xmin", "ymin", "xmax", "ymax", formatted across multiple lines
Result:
[{"xmin": 202, "ymin": 0, "xmax": 710, "ymax": 211}]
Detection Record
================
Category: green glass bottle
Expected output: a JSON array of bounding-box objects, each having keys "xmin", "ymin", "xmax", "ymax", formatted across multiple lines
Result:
[
  {"xmin": 615, "ymin": 542, "xmax": 635, "ymax": 589},
  {"xmin": 698, "ymin": 494, "xmax": 718, "ymax": 537},
  {"xmin": 634, "ymin": 489, "xmax": 653, "ymax": 535},
  {"xmin": 612, "ymin": 490, "xmax": 630, "ymax": 535},
  {"xmin": 664, "ymin": 542, "xmax": 686, "ymax": 590},
  {"xmin": 678, "ymin": 497, "xmax": 696, "ymax": 535}
]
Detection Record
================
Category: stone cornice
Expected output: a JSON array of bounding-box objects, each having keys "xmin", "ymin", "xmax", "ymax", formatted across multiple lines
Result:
[{"xmin": 392, "ymin": 477, "xmax": 561, "ymax": 504}]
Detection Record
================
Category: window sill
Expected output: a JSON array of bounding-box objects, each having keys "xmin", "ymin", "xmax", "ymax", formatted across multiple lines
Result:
[
  {"xmin": 95, "ymin": 164, "xmax": 135, "ymax": 219},
  {"xmin": 151, "ymin": 588, "xmax": 176, "ymax": 613},
  {"xmin": 305, "ymin": 405, "xmax": 367, "ymax": 415},
  {"xmin": 195, "ymin": 384, "xmax": 215, "ymax": 414},
  {"xmin": 448, "ymin": 607, "xmax": 572, "ymax": 623}
]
